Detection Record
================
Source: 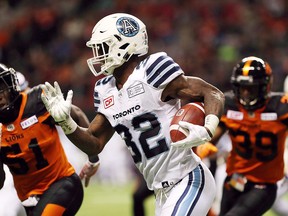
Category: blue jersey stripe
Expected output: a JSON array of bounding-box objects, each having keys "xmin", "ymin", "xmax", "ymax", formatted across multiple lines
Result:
[
  {"xmin": 94, "ymin": 91, "xmax": 100, "ymax": 112},
  {"xmin": 152, "ymin": 65, "xmax": 181, "ymax": 88},
  {"xmin": 187, "ymin": 164, "xmax": 205, "ymax": 215},
  {"xmin": 147, "ymin": 58, "xmax": 174, "ymax": 83},
  {"xmin": 146, "ymin": 55, "xmax": 181, "ymax": 88},
  {"xmin": 94, "ymin": 91, "xmax": 99, "ymax": 98},
  {"xmin": 146, "ymin": 55, "xmax": 166, "ymax": 76}
]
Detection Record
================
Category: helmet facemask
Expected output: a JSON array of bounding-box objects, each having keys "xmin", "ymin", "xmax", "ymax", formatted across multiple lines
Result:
[
  {"xmin": 232, "ymin": 79, "xmax": 269, "ymax": 110},
  {"xmin": 0, "ymin": 65, "xmax": 21, "ymax": 123},
  {"xmin": 86, "ymin": 13, "xmax": 148, "ymax": 77},
  {"xmin": 87, "ymin": 36, "xmax": 133, "ymax": 76}
]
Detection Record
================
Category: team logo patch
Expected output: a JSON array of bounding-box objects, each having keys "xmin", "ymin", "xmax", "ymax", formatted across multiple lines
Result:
[
  {"xmin": 127, "ymin": 83, "xmax": 145, "ymax": 98},
  {"xmin": 116, "ymin": 17, "xmax": 139, "ymax": 37},
  {"xmin": 261, "ymin": 112, "xmax": 277, "ymax": 121},
  {"xmin": 227, "ymin": 110, "xmax": 243, "ymax": 120},
  {"xmin": 21, "ymin": 115, "xmax": 38, "ymax": 129},
  {"xmin": 104, "ymin": 96, "xmax": 114, "ymax": 109}
]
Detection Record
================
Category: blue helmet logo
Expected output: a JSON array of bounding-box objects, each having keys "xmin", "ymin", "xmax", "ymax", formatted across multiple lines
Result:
[{"xmin": 116, "ymin": 17, "xmax": 139, "ymax": 37}]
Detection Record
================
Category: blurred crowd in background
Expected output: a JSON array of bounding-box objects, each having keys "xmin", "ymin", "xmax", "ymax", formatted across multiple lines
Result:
[{"xmin": 0, "ymin": 0, "xmax": 288, "ymax": 120}]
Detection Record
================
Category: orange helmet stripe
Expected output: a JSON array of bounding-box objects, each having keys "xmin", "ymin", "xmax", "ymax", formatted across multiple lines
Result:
[{"xmin": 242, "ymin": 60, "xmax": 253, "ymax": 76}]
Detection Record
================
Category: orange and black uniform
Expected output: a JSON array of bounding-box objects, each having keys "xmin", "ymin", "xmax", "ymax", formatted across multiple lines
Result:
[
  {"xmin": 0, "ymin": 86, "xmax": 83, "ymax": 215},
  {"xmin": 218, "ymin": 91, "xmax": 288, "ymax": 216}
]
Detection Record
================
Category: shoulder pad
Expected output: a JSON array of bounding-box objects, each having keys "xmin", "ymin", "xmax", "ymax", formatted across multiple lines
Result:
[
  {"xmin": 23, "ymin": 86, "xmax": 47, "ymax": 119},
  {"xmin": 142, "ymin": 52, "xmax": 183, "ymax": 88}
]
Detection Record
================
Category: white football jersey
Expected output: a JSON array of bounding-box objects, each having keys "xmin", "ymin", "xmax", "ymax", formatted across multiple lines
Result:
[{"xmin": 94, "ymin": 52, "xmax": 200, "ymax": 190}]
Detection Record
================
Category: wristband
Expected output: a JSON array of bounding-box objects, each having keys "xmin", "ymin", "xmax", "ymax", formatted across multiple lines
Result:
[
  {"xmin": 204, "ymin": 114, "xmax": 219, "ymax": 138},
  {"xmin": 88, "ymin": 155, "xmax": 100, "ymax": 167},
  {"xmin": 87, "ymin": 160, "xmax": 100, "ymax": 168},
  {"xmin": 58, "ymin": 117, "xmax": 77, "ymax": 135},
  {"xmin": 88, "ymin": 155, "xmax": 100, "ymax": 163}
]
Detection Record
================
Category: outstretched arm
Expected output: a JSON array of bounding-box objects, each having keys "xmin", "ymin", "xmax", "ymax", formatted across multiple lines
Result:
[
  {"xmin": 41, "ymin": 82, "xmax": 115, "ymax": 187},
  {"xmin": 41, "ymin": 81, "xmax": 114, "ymax": 156}
]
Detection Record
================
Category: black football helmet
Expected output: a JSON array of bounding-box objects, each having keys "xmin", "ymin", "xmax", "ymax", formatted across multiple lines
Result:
[
  {"xmin": 0, "ymin": 63, "xmax": 21, "ymax": 123},
  {"xmin": 231, "ymin": 56, "xmax": 272, "ymax": 111}
]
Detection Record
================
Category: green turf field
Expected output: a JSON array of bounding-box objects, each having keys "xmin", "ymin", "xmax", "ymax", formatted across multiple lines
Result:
[
  {"xmin": 76, "ymin": 181, "xmax": 279, "ymax": 216},
  {"xmin": 77, "ymin": 182, "xmax": 154, "ymax": 216}
]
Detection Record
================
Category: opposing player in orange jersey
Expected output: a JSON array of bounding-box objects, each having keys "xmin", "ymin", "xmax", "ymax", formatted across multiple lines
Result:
[
  {"xmin": 209, "ymin": 56, "xmax": 288, "ymax": 216},
  {"xmin": 0, "ymin": 63, "xmax": 98, "ymax": 216}
]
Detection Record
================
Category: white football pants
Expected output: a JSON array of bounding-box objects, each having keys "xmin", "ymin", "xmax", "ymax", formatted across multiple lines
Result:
[{"xmin": 155, "ymin": 161, "xmax": 216, "ymax": 216}]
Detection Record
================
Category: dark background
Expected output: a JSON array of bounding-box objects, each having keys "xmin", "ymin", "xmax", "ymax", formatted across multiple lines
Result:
[{"xmin": 1, "ymin": 0, "xmax": 287, "ymax": 120}]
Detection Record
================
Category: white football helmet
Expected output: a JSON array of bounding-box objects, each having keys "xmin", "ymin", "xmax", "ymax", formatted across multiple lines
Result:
[{"xmin": 86, "ymin": 13, "xmax": 148, "ymax": 76}]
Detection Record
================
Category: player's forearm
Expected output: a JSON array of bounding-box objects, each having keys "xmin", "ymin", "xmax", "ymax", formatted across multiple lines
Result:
[
  {"xmin": 66, "ymin": 126, "xmax": 103, "ymax": 156},
  {"xmin": 203, "ymin": 87, "xmax": 225, "ymax": 119}
]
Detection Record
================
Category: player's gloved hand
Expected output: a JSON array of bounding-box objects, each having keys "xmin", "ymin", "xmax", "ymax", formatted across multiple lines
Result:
[
  {"xmin": 79, "ymin": 160, "xmax": 100, "ymax": 187},
  {"xmin": 41, "ymin": 81, "xmax": 77, "ymax": 134},
  {"xmin": 195, "ymin": 142, "xmax": 218, "ymax": 159},
  {"xmin": 171, "ymin": 121, "xmax": 212, "ymax": 148}
]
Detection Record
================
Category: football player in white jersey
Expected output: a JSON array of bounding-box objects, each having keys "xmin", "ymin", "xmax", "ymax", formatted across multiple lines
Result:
[{"xmin": 41, "ymin": 13, "xmax": 225, "ymax": 216}]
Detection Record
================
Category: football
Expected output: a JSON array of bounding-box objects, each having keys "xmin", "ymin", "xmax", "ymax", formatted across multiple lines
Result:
[{"xmin": 170, "ymin": 102, "xmax": 205, "ymax": 142}]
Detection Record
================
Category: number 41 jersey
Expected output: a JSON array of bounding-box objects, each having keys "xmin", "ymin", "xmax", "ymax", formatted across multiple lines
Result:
[
  {"xmin": 94, "ymin": 52, "xmax": 201, "ymax": 190},
  {"xmin": 221, "ymin": 91, "xmax": 288, "ymax": 184}
]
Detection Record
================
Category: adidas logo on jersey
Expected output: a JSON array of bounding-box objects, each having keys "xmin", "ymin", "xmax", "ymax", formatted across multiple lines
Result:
[{"xmin": 162, "ymin": 181, "xmax": 170, "ymax": 188}]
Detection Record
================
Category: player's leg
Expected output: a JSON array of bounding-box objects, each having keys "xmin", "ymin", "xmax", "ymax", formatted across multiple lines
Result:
[
  {"xmin": 219, "ymin": 178, "xmax": 277, "ymax": 216},
  {"xmin": 26, "ymin": 173, "xmax": 83, "ymax": 216},
  {"xmin": 132, "ymin": 173, "xmax": 154, "ymax": 216},
  {"xmin": 157, "ymin": 162, "xmax": 216, "ymax": 216},
  {"xmin": 219, "ymin": 177, "xmax": 242, "ymax": 215}
]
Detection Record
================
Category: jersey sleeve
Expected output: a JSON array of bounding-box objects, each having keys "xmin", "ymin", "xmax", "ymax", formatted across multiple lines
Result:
[
  {"xmin": 273, "ymin": 93, "xmax": 288, "ymax": 125},
  {"xmin": 93, "ymin": 75, "xmax": 114, "ymax": 113},
  {"xmin": 144, "ymin": 52, "xmax": 184, "ymax": 89}
]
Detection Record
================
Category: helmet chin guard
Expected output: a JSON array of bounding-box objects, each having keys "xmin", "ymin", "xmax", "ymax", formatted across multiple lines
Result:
[{"xmin": 86, "ymin": 13, "xmax": 148, "ymax": 76}]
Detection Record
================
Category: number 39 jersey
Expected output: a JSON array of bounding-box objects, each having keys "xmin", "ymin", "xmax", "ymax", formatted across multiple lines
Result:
[
  {"xmin": 220, "ymin": 91, "xmax": 288, "ymax": 183},
  {"xmin": 94, "ymin": 52, "xmax": 200, "ymax": 190},
  {"xmin": 0, "ymin": 87, "xmax": 75, "ymax": 201}
]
